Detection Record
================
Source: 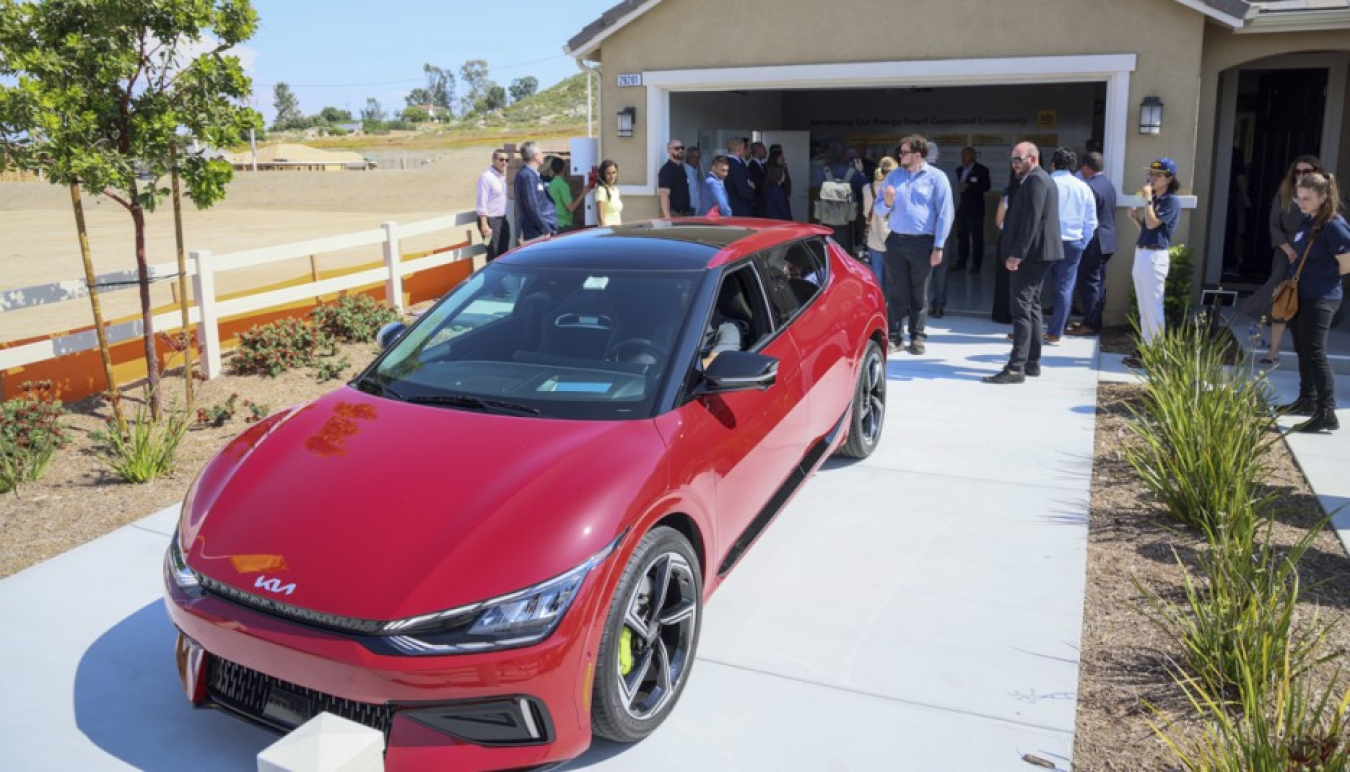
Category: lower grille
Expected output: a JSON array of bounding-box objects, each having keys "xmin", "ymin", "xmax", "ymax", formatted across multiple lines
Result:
[{"xmin": 206, "ymin": 656, "xmax": 393, "ymax": 735}]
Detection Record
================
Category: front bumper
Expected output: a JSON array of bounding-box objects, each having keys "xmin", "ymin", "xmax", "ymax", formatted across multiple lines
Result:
[{"xmin": 164, "ymin": 570, "xmax": 606, "ymax": 771}]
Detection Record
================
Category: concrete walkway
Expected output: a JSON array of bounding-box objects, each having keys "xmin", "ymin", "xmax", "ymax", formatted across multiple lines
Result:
[{"xmin": 12, "ymin": 313, "xmax": 1344, "ymax": 771}]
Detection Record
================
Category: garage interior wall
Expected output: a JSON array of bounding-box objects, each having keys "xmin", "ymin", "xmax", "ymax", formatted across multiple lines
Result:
[
  {"xmin": 671, "ymin": 82, "xmax": 1100, "ymax": 177},
  {"xmin": 669, "ymin": 91, "xmax": 783, "ymax": 154}
]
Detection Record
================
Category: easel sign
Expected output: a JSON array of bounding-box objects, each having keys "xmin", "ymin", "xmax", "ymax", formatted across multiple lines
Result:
[{"xmin": 1201, "ymin": 288, "xmax": 1238, "ymax": 308}]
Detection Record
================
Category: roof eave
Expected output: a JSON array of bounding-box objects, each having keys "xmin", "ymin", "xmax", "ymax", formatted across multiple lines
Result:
[
  {"xmin": 564, "ymin": 0, "xmax": 664, "ymax": 62},
  {"xmin": 1237, "ymin": 7, "xmax": 1350, "ymax": 32},
  {"xmin": 1174, "ymin": 0, "xmax": 1248, "ymax": 28}
]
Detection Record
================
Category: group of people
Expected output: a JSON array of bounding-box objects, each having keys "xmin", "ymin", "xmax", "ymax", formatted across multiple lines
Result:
[
  {"xmin": 981, "ymin": 142, "xmax": 1148, "ymax": 383},
  {"xmin": 475, "ymin": 136, "xmax": 797, "ymax": 259},
  {"xmin": 477, "ymin": 134, "xmax": 1347, "ymax": 432},
  {"xmin": 659, "ymin": 137, "xmax": 794, "ymax": 220},
  {"xmin": 475, "ymin": 142, "xmax": 626, "ymax": 259},
  {"xmin": 1256, "ymin": 159, "xmax": 1347, "ymax": 433}
]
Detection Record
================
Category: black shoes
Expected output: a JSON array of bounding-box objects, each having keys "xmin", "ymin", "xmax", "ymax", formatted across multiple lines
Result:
[
  {"xmin": 983, "ymin": 368, "xmax": 1026, "ymax": 384},
  {"xmin": 1293, "ymin": 410, "xmax": 1339, "ymax": 433},
  {"xmin": 1277, "ymin": 397, "xmax": 1317, "ymax": 416},
  {"xmin": 1025, "ymin": 362, "xmax": 1042, "ymax": 377},
  {"xmin": 908, "ymin": 340, "xmax": 927, "ymax": 355},
  {"xmin": 930, "ymin": 305, "xmax": 944, "ymax": 319},
  {"xmin": 1122, "ymin": 355, "xmax": 1144, "ymax": 370}
]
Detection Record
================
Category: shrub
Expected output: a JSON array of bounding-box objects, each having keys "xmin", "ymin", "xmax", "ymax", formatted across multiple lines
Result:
[
  {"xmin": 310, "ymin": 293, "xmax": 397, "ymax": 343},
  {"xmin": 94, "ymin": 400, "xmax": 189, "ymax": 483},
  {"xmin": 196, "ymin": 394, "xmax": 239, "ymax": 427},
  {"xmin": 1124, "ymin": 315, "xmax": 1278, "ymax": 535},
  {"xmin": 315, "ymin": 355, "xmax": 351, "ymax": 382},
  {"xmin": 0, "ymin": 396, "xmax": 68, "ymax": 493},
  {"xmin": 246, "ymin": 401, "xmax": 270, "ymax": 423},
  {"xmin": 1127, "ymin": 243, "xmax": 1196, "ymax": 333},
  {"xmin": 1150, "ymin": 660, "xmax": 1349, "ymax": 770},
  {"xmin": 196, "ymin": 394, "xmax": 271, "ymax": 427},
  {"xmin": 233, "ymin": 317, "xmax": 330, "ymax": 377},
  {"xmin": 1137, "ymin": 519, "xmax": 1332, "ymax": 704}
]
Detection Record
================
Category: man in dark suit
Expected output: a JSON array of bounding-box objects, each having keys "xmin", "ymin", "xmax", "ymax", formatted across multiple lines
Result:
[
  {"xmin": 950, "ymin": 146, "xmax": 991, "ymax": 273},
  {"xmin": 1067, "ymin": 152, "xmax": 1117, "ymax": 336},
  {"xmin": 748, "ymin": 141, "xmax": 768, "ymax": 216},
  {"xmin": 985, "ymin": 142, "xmax": 1063, "ymax": 384},
  {"xmin": 724, "ymin": 137, "xmax": 756, "ymax": 217}
]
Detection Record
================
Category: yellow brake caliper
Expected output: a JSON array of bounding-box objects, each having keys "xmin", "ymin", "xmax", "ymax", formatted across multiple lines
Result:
[{"xmin": 619, "ymin": 627, "xmax": 634, "ymax": 676}]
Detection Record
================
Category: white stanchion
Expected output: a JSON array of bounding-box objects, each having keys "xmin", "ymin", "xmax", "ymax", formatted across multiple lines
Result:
[{"xmin": 256, "ymin": 713, "xmax": 384, "ymax": 772}]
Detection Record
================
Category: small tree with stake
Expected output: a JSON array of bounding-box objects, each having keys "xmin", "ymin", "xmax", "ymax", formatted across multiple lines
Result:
[{"xmin": 0, "ymin": 0, "xmax": 262, "ymax": 420}]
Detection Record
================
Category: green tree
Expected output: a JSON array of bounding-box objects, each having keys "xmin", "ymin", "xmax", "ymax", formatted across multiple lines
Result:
[
  {"xmin": 360, "ymin": 97, "xmax": 385, "ymax": 124},
  {"xmin": 509, "ymin": 76, "xmax": 538, "ymax": 103},
  {"xmin": 0, "ymin": 0, "xmax": 262, "ymax": 419},
  {"xmin": 404, "ymin": 87, "xmax": 430, "ymax": 107},
  {"xmin": 423, "ymin": 64, "xmax": 455, "ymax": 113},
  {"xmin": 477, "ymin": 83, "xmax": 507, "ymax": 113},
  {"xmin": 401, "ymin": 105, "xmax": 431, "ymax": 123},
  {"xmin": 459, "ymin": 59, "xmax": 488, "ymax": 115},
  {"xmin": 272, "ymin": 82, "xmax": 301, "ymax": 129},
  {"xmin": 318, "ymin": 106, "xmax": 352, "ymax": 123}
]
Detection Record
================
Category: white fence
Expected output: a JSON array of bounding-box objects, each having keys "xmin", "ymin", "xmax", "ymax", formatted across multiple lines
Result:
[{"xmin": 0, "ymin": 210, "xmax": 484, "ymax": 380}]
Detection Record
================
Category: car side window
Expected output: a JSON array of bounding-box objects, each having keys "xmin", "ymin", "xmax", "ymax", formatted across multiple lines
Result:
[{"xmin": 759, "ymin": 240, "xmax": 825, "ymax": 327}]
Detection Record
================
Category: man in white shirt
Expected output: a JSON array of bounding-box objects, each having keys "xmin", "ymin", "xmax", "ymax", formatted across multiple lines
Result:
[
  {"xmin": 684, "ymin": 146, "xmax": 703, "ymax": 216},
  {"xmin": 1044, "ymin": 147, "xmax": 1098, "ymax": 342},
  {"xmin": 475, "ymin": 149, "xmax": 510, "ymax": 260}
]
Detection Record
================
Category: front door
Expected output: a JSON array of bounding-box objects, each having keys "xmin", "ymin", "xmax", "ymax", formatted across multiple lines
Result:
[{"xmin": 1224, "ymin": 68, "xmax": 1327, "ymax": 285}]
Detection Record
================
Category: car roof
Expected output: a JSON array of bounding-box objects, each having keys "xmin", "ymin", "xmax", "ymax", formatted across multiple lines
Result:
[{"xmin": 502, "ymin": 219, "xmax": 833, "ymax": 272}]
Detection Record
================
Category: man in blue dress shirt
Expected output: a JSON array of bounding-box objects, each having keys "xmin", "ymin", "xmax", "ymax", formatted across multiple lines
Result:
[{"xmin": 873, "ymin": 134, "xmax": 955, "ymax": 355}]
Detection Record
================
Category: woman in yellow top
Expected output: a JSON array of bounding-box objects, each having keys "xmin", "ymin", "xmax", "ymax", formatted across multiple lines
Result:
[{"xmin": 595, "ymin": 160, "xmax": 623, "ymax": 227}]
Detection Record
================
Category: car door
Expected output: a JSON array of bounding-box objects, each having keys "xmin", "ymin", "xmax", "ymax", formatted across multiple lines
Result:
[
  {"xmin": 658, "ymin": 261, "xmax": 810, "ymax": 575},
  {"xmin": 763, "ymin": 238, "xmax": 856, "ymax": 440}
]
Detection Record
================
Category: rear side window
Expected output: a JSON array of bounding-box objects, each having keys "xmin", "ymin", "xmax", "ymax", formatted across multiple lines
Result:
[{"xmin": 759, "ymin": 239, "xmax": 827, "ymax": 327}]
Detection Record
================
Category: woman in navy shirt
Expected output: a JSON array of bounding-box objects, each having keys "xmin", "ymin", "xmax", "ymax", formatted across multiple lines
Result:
[
  {"xmin": 1279, "ymin": 172, "xmax": 1350, "ymax": 432},
  {"xmin": 1125, "ymin": 158, "xmax": 1182, "ymax": 367}
]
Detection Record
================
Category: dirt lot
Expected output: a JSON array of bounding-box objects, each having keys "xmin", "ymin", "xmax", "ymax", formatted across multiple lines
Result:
[{"xmin": 0, "ymin": 146, "xmax": 497, "ymax": 341}]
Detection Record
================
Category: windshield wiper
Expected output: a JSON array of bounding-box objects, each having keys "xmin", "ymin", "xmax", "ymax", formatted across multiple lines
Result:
[
  {"xmin": 405, "ymin": 394, "xmax": 540, "ymax": 416},
  {"xmin": 354, "ymin": 377, "xmax": 407, "ymax": 401}
]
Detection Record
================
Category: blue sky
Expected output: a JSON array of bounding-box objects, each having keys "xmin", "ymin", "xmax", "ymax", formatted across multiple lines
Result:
[{"xmin": 244, "ymin": 0, "xmax": 617, "ymax": 121}]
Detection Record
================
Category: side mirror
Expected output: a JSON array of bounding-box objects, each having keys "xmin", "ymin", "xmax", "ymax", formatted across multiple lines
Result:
[
  {"xmin": 696, "ymin": 351, "xmax": 778, "ymax": 395},
  {"xmin": 375, "ymin": 322, "xmax": 407, "ymax": 350}
]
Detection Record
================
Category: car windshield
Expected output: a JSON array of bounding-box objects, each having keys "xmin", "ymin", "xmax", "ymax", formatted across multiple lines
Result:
[{"xmin": 358, "ymin": 264, "xmax": 699, "ymax": 420}]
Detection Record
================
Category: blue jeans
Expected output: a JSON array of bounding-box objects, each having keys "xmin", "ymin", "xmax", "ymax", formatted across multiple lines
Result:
[
  {"xmin": 867, "ymin": 248, "xmax": 886, "ymax": 288},
  {"xmin": 1074, "ymin": 240, "xmax": 1112, "ymax": 331},
  {"xmin": 1047, "ymin": 241, "xmax": 1085, "ymax": 337}
]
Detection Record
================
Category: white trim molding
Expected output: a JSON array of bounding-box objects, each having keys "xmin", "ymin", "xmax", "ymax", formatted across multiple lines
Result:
[{"xmin": 624, "ymin": 54, "xmax": 1140, "ymax": 197}]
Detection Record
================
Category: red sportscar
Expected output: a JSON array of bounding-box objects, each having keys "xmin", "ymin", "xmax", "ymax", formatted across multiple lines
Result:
[{"xmin": 164, "ymin": 219, "xmax": 888, "ymax": 770}]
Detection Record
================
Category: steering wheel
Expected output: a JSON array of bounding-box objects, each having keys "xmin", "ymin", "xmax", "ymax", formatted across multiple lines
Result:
[{"xmin": 610, "ymin": 337, "xmax": 667, "ymax": 365}]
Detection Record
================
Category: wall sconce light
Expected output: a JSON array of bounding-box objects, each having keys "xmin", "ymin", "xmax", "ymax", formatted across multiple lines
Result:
[
  {"xmin": 1139, "ymin": 96, "xmax": 1163, "ymax": 135},
  {"xmin": 616, "ymin": 107, "xmax": 636, "ymax": 138}
]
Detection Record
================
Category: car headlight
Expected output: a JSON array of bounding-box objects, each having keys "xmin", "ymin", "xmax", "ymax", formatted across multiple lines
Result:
[
  {"xmin": 380, "ymin": 534, "xmax": 623, "ymax": 656},
  {"xmin": 166, "ymin": 527, "xmax": 203, "ymax": 597}
]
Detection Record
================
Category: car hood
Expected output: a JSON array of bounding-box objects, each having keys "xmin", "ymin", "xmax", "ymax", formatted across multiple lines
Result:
[{"xmin": 182, "ymin": 387, "xmax": 668, "ymax": 621}]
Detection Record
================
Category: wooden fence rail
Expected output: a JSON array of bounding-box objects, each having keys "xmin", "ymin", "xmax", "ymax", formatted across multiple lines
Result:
[{"xmin": 1, "ymin": 210, "xmax": 484, "ymax": 380}]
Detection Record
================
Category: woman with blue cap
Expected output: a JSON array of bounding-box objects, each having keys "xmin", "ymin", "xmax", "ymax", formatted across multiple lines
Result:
[{"xmin": 1123, "ymin": 157, "xmax": 1181, "ymax": 368}]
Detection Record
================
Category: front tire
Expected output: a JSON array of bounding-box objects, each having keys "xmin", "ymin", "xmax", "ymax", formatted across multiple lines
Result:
[
  {"xmin": 838, "ymin": 339, "xmax": 886, "ymax": 458},
  {"xmin": 591, "ymin": 526, "xmax": 702, "ymax": 743}
]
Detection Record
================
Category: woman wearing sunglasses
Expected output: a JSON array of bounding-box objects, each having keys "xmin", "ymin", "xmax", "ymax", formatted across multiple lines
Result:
[{"xmin": 1245, "ymin": 155, "xmax": 1325, "ymax": 367}]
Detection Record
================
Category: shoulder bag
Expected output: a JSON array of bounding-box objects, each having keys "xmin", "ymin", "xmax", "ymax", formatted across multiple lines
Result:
[{"xmin": 1270, "ymin": 229, "xmax": 1317, "ymax": 323}]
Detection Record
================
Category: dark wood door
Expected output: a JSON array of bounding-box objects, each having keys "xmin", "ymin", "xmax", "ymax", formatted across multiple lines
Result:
[{"xmin": 1227, "ymin": 68, "xmax": 1326, "ymax": 281}]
